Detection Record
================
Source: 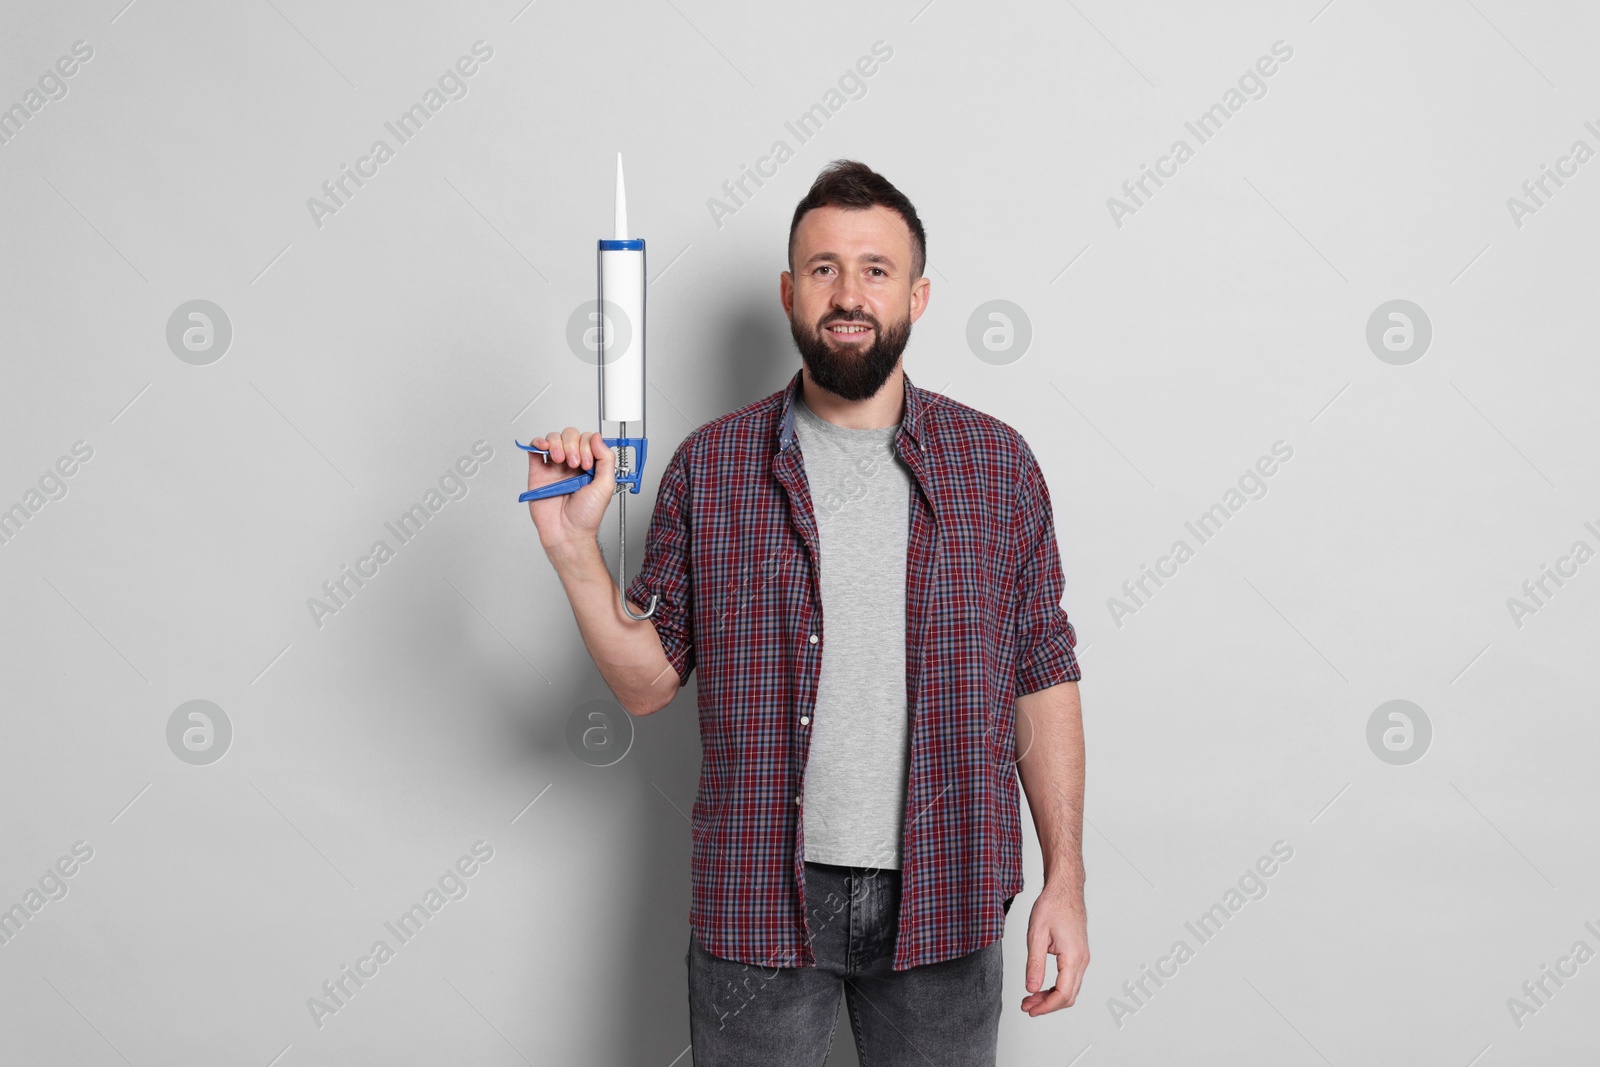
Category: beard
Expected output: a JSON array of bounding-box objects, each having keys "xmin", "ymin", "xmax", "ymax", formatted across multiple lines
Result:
[{"xmin": 788, "ymin": 306, "xmax": 912, "ymax": 402}]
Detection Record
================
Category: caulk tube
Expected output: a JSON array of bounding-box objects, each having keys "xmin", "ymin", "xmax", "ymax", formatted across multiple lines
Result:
[
  {"xmin": 597, "ymin": 243, "xmax": 644, "ymax": 421},
  {"xmin": 599, "ymin": 154, "xmax": 645, "ymax": 426}
]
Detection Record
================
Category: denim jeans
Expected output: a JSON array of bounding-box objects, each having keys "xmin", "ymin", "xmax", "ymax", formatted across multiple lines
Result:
[{"xmin": 686, "ymin": 860, "xmax": 1009, "ymax": 1066}]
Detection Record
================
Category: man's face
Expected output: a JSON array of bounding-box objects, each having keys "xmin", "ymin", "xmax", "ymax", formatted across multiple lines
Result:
[{"xmin": 781, "ymin": 204, "xmax": 930, "ymax": 402}]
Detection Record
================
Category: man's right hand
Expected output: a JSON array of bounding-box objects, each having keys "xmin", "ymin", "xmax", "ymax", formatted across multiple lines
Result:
[{"xmin": 526, "ymin": 427, "xmax": 616, "ymax": 553}]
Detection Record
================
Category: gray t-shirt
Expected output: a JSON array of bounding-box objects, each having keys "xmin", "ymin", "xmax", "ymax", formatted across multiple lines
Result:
[{"xmin": 791, "ymin": 393, "xmax": 914, "ymax": 870}]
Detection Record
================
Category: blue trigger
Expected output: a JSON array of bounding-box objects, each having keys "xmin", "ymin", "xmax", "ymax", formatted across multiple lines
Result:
[{"xmin": 515, "ymin": 436, "xmax": 648, "ymax": 503}]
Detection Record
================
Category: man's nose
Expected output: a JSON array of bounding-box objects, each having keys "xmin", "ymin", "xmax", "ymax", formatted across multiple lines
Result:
[{"xmin": 832, "ymin": 278, "xmax": 866, "ymax": 313}]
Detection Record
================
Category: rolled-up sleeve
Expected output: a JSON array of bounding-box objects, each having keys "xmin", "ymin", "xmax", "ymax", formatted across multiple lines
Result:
[
  {"xmin": 625, "ymin": 439, "xmax": 696, "ymax": 687},
  {"xmin": 1012, "ymin": 441, "xmax": 1081, "ymax": 698}
]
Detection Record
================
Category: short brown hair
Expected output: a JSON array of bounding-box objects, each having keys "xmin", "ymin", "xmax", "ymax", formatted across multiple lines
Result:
[{"xmin": 788, "ymin": 159, "xmax": 926, "ymax": 280}]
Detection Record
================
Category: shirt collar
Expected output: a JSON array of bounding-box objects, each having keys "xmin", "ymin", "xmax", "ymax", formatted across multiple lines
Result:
[{"xmin": 775, "ymin": 367, "xmax": 928, "ymax": 454}]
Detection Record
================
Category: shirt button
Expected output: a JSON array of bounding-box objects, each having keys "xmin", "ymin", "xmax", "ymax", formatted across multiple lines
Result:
[
  {"xmin": 800, "ymin": 715, "xmax": 810, "ymax": 725},
  {"xmin": 794, "ymin": 795, "xmax": 801, "ymax": 805},
  {"xmin": 808, "ymin": 634, "xmax": 818, "ymax": 644}
]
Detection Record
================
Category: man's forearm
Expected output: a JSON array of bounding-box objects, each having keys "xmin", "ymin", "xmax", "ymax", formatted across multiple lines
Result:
[
  {"xmin": 547, "ymin": 537, "xmax": 680, "ymax": 715},
  {"xmin": 1014, "ymin": 680, "xmax": 1085, "ymax": 895}
]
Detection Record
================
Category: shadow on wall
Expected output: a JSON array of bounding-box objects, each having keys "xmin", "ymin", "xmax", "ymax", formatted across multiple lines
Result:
[{"xmin": 665, "ymin": 296, "xmax": 797, "ymax": 440}]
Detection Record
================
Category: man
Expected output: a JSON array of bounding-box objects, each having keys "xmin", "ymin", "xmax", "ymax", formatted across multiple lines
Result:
[{"xmin": 527, "ymin": 160, "xmax": 1088, "ymax": 1066}]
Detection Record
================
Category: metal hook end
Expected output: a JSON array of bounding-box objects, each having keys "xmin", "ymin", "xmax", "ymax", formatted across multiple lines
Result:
[{"xmin": 623, "ymin": 591, "xmax": 659, "ymax": 620}]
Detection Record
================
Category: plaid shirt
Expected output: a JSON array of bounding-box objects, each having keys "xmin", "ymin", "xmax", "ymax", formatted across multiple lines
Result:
[{"xmin": 626, "ymin": 367, "xmax": 1081, "ymax": 971}]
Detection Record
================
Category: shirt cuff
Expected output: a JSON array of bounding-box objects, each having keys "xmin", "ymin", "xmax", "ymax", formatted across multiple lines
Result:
[
  {"xmin": 1014, "ymin": 616, "xmax": 1081, "ymax": 698},
  {"xmin": 625, "ymin": 577, "xmax": 694, "ymax": 688}
]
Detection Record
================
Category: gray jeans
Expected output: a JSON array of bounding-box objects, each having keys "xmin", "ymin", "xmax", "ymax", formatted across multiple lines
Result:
[{"xmin": 687, "ymin": 860, "xmax": 1009, "ymax": 1066}]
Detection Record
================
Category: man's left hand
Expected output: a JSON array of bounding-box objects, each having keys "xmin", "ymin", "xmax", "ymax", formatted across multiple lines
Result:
[{"xmin": 1020, "ymin": 882, "xmax": 1089, "ymax": 1015}]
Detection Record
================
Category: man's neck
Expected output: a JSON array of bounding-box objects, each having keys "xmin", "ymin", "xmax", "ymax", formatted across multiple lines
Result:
[{"xmin": 799, "ymin": 365, "xmax": 906, "ymax": 429}]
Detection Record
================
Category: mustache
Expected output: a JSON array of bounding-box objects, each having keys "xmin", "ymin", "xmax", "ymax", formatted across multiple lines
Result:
[{"xmin": 820, "ymin": 312, "xmax": 877, "ymax": 329}]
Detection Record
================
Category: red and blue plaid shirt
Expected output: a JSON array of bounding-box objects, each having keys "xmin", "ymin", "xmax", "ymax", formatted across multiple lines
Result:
[{"xmin": 626, "ymin": 367, "xmax": 1081, "ymax": 971}]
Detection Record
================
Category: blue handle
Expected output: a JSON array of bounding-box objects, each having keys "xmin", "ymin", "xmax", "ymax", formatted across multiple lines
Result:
[{"xmin": 515, "ymin": 436, "xmax": 648, "ymax": 502}]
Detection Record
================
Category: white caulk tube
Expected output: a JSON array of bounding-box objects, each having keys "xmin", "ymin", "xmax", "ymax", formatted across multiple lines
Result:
[
  {"xmin": 597, "ymin": 153, "xmax": 657, "ymax": 622},
  {"xmin": 599, "ymin": 153, "xmax": 645, "ymax": 425}
]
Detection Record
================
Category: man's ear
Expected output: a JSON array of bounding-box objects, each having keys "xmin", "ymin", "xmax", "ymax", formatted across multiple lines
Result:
[{"xmin": 909, "ymin": 275, "xmax": 931, "ymax": 324}]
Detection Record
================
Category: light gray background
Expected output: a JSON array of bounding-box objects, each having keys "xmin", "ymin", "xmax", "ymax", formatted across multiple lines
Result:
[{"xmin": 2, "ymin": 0, "xmax": 1597, "ymax": 1064}]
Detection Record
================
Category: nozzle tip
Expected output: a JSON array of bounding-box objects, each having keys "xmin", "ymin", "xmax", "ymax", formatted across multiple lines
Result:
[{"xmin": 614, "ymin": 153, "xmax": 628, "ymax": 239}]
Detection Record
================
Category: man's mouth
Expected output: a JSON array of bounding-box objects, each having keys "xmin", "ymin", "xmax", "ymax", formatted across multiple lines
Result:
[{"xmin": 824, "ymin": 322, "xmax": 873, "ymax": 341}]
